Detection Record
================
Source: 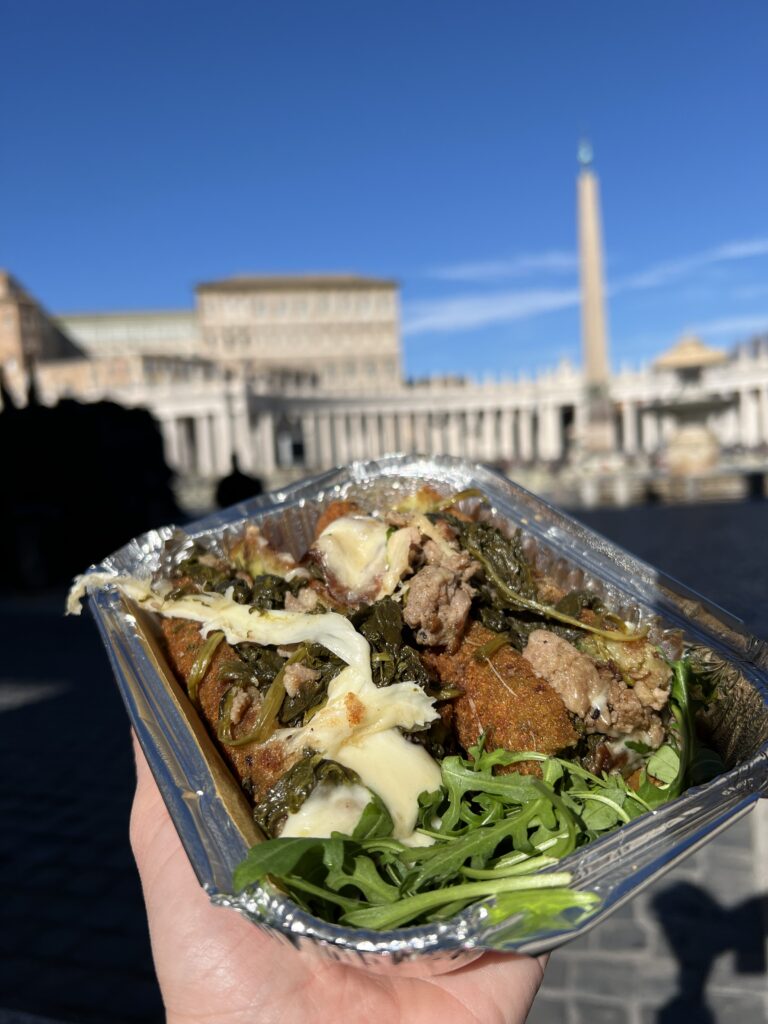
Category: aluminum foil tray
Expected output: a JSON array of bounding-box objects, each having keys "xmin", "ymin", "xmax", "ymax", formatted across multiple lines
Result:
[{"xmin": 83, "ymin": 454, "xmax": 768, "ymax": 973}]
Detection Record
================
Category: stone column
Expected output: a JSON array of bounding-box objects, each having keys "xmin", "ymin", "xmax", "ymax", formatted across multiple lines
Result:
[
  {"xmin": 363, "ymin": 413, "xmax": 380, "ymax": 458},
  {"xmin": 551, "ymin": 404, "xmax": 564, "ymax": 460},
  {"xmin": 428, "ymin": 414, "xmax": 443, "ymax": 453},
  {"xmin": 573, "ymin": 401, "xmax": 587, "ymax": 450},
  {"xmin": 347, "ymin": 412, "xmax": 364, "ymax": 460},
  {"xmin": 230, "ymin": 391, "xmax": 252, "ymax": 472},
  {"xmin": 397, "ymin": 411, "xmax": 414, "ymax": 453},
  {"xmin": 382, "ymin": 413, "xmax": 397, "ymax": 453},
  {"xmin": 276, "ymin": 421, "xmax": 294, "ymax": 469},
  {"xmin": 414, "ymin": 412, "xmax": 429, "ymax": 453},
  {"xmin": 482, "ymin": 408, "xmax": 497, "ymax": 461},
  {"xmin": 160, "ymin": 417, "xmax": 181, "ymax": 471},
  {"xmin": 759, "ymin": 386, "xmax": 768, "ymax": 445},
  {"xmin": 500, "ymin": 408, "xmax": 514, "ymax": 460},
  {"xmin": 213, "ymin": 408, "xmax": 233, "ymax": 476},
  {"xmin": 256, "ymin": 411, "xmax": 276, "ymax": 474},
  {"xmin": 538, "ymin": 403, "xmax": 560, "ymax": 461},
  {"xmin": 465, "ymin": 410, "xmax": 478, "ymax": 459},
  {"xmin": 621, "ymin": 400, "xmax": 638, "ymax": 455},
  {"xmin": 519, "ymin": 408, "xmax": 533, "ymax": 461},
  {"xmin": 446, "ymin": 411, "xmax": 462, "ymax": 457},
  {"xmin": 739, "ymin": 389, "xmax": 760, "ymax": 448},
  {"xmin": 176, "ymin": 418, "xmax": 191, "ymax": 473},
  {"xmin": 641, "ymin": 409, "xmax": 659, "ymax": 454},
  {"xmin": 194, "ymin": 413, "xmax": 215, "ymax": 477},
  {"xmin": 317, "ymin": 412, "xmax": 334, "ymax": 467},
  {"xmin": 300, "ymin": 413, "xmax": 318, "ymax": 469},
  {"xmin": 332, "ymin": 413, "xmax": 349, "ymax": 464}
]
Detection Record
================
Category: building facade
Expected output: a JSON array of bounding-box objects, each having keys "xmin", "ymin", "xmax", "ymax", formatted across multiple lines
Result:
[
  {"xmin": 59, "ymin": 274, "xmax": 401, "ymax": 394},
  {"xmin": 2, "ymin": 270, "xmax": 768, "ymax": 493},
  {"xmin": 194, "ymin": 275, "xmax": 401, "ymax": 391}
]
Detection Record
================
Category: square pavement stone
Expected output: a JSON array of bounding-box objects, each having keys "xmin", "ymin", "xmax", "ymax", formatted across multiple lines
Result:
[
  {"xmin": 566, "ymin": 958, "xmax": 639, "ymax": 998},
  {"xmin": 591, "ymin": 919, "xmax": 649, "ymax": 952},
  {"xmin": 554, "ymin": 930, "xmax": 594, "ymax": 955},
  {"xmin": 636, "ymin": 963, "xmax": 683, "ymax": 1004},
  {"xmin": 639, "ymin": 1001, "xmax": 710, "ymax": 1024},
  {"xmin": 710, "ymin": 945, "xmax": 768, "ymax": 991},
  {"xmin": 526, "ymin": 994, "xmax": 569, "ymax": 1024},
  {"xmin": 539, "ymin": 952, "xmax": 568, "ymax": 990},
  {"xmin": 571, "ymin": 998, "xmax": 631, "ymax": 1024},
  {"xmin": 708, "ymin": 990, "xmax": 768, "ymax": 1023}
]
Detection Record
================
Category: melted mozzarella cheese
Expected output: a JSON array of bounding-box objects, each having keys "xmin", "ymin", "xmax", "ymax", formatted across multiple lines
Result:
[
  {"xmin": 313, "ymin": 515, "xmax": 389, "ymax": 602},
  {"xmin": 378, "ymin": 526, "xmax": 416, "ymax": 598},
  {"xmin": 280, "ymin": 782, "xmax": 373, "ymax": 838},
  {"xmin": 312, "ymin": 515, "xmax": 414, "ymax": 603},
  {"xmin": 332, "ymin": 728, "xmax": 441, "ymax": 839},
  {"xmin": 75, "ymin": 574, "xmax": 441, "ymax": 840}
]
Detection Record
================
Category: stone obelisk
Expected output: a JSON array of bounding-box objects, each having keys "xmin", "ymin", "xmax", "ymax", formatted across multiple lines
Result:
[{"xmin": 577, "ymin": 140, "xmax": 614, "ymax": 452}]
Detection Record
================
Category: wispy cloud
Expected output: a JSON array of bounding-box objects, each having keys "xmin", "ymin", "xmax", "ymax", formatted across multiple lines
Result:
[
  {"xmin": 405, "ymin": 236, "xmax": 768, "ymax": 338},
  {"xmin": 615, "ymin": 237, "xmax": 768, "ymax": 292},
  {"xmin": 403, "ymin": 287, "xmax": 580, "ymax": 335},
  {"xmin": 688, "ymin": 313, "xmax": 768, "ymax": 337},
  {"xmin": 429, "ymin": 250, "xmax": 578, "ymax": 282}
]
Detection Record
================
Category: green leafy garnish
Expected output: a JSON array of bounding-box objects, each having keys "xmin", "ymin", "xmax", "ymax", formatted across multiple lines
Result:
[
  {"xmin": 231, "ymin": 741, "xmax": 634, "ymax": 931},
  {"xmin": 444, "ymin": 515, "xmax": 646, "ymax": 643},
  {"xmin": 351, "ymin": 598, "xmax": 433, "ymax": 690},
  {"xmin": 253, "ymin": 754, "xmax": 362, "ymax": 837},
  {"xmin": 187, "ymin": 630, "xmax": 224, "ymax": 703}
]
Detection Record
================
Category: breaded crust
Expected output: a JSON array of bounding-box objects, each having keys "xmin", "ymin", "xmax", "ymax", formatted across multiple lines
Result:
[
  {"xmin": 313, "ymin": 499, "xmax": 362, "ymax": 537},
  {"xmin": 160, "ymin": 618, "xmax": 299, "ymax": 803},
  {"xmin": 423, "ymin": 621, "xmax": 578, "ymax": 773}
]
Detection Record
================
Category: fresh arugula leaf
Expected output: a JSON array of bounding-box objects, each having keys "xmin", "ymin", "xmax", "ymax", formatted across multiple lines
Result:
[
  {"xmin": 352, "ymin": 793, "xmax": 394, "ymax": 841},
  {"xmin": 646, "ymin": 744, "xmax": 680, "ymax": 785},
  {"xmin": 340, "ymin": 872, "xmax": 576, "ymax": 931},
  {"xmin": 324, "ymin": 851, "xmax": 401, "ymax": 905},
  {"xmin": 233, "ymin": 837, "xmax": 328, "ymax": 891}
]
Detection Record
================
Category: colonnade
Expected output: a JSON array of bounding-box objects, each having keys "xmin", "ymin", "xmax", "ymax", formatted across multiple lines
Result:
[
  {"xmin": 148, "ymin": 380, "xmax": 768, "ymax": 481},
  {"xmin": 253, "ymin": 403, "xmax": 558, "ymax": 473}
]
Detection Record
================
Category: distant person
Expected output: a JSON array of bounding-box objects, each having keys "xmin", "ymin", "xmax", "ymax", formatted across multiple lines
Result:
[
  {"xmin": 215, "ymin": 455, "xmax": 263, "ymax": 509},
  {"xmin": 0, "ymin": 396, "xmax": 180, "ymax": 590}
]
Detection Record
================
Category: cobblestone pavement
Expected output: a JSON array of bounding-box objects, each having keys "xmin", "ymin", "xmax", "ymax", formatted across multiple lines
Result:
[{"xmin": 1, "ymin": 501, "xmax": 766, "ymax": 1024}]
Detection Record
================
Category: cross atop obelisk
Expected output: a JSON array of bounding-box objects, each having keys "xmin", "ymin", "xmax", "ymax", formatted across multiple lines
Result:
[{"xmin": 577, "ymin": 140, "xmax": 614, "ymax": 452}]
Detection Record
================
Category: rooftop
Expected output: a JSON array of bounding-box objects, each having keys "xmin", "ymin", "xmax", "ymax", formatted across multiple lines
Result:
[
  {"xmin": 195, "ymin": 273, "xmax": 397, "ymax": 293},
  {"xmin": 654, "ymin": 334, "xmax": 727, "ymax": 370},
  {"xmin": 56, "ymin": 309, "xmax": 195, "ymax": 323}
]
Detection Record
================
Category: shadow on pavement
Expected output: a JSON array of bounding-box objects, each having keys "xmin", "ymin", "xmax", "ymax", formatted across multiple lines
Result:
[{"xmin": 651, "ymin": 882, "xmax": 767, "ymax": 1024}]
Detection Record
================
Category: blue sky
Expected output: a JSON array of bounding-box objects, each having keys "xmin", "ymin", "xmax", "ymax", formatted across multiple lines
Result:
[{"xmin": 3, "ymin": 1, "xmax": 767, "ymax": 379}]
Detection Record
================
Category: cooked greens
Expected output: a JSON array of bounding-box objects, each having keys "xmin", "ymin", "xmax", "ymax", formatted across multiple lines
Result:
[
  {"xmin": 445, "ymin": 513, "xmax": 646, "ymax": 643},
  {"xmin": 351, "ymin": 598, "xmax": 434, "ymax": 691},
  {"xmin": 254, "ymin": 753, "xmax": 362, "ymax": 837}
]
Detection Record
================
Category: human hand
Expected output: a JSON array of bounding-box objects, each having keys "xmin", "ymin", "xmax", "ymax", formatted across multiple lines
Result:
[{"xmin": 130, "ymin": 734, "xmax": 547, "ymax": 1024}]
